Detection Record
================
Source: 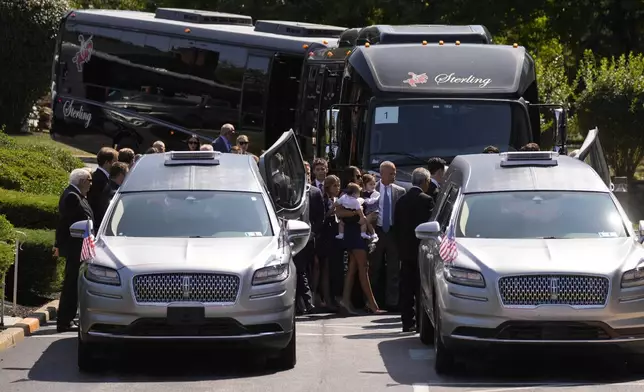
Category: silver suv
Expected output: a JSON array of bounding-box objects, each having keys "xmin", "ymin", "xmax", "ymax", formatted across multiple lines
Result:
[
  {"xmin": 415, "ymin": 131, "xmax": 644, "ymax": 374},
  {"xmin": 69, "ymin": 131, "xmax": 310, "ymax": 372}
]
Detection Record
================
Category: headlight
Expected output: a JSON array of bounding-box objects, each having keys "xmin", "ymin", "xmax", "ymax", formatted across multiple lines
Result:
[
  {"xmin": 85, "ymin": 264, "xmax": 121, "ymax": 286},
  {"xmin": 622, "ymin": 268, "xmax": 644, "ymax": 288},
  {"xmin": 444, "ymin": 266, "xmax": 485, "ymax": 288},
  {"xmin": 252, "ymin": 264, "xmax": 289, "ymax": 286}
]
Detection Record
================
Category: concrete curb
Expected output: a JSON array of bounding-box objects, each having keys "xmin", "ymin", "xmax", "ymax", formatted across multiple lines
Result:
[
  {"xmin": 0, "ymin": 299, "xmax": 59, "ymax": 353},
  {"xmin": 75, "ymin": 156, "xmax": 95, "ymax": 164}
]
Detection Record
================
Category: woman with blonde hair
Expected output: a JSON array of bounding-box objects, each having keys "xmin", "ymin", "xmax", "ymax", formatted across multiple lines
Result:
[{"xmin": 236, "ymin": 134, "xmax": 250, "ymax": 154}]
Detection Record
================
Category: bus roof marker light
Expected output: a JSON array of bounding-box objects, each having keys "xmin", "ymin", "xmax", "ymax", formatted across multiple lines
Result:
[
  {"xmin": 303, "ymin": 44, "xmax": 309, "ymax": 49},
  {"xmin": 455, "ymin": 40, "xmax": 461, "ymax": 46},
  {"xmin": 422, "ymin": 40, "xmax": 427, "ymax": 46},
  {"xmin": 439, "ymin": 40, "xmax": 444, "ymax": 46},
  {"xmin": 184, "ymin": 28, "xmax": 191, "ymax": 33}
]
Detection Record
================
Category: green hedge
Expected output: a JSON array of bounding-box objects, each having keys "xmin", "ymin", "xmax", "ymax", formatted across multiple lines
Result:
[
  {"xmin": 0, "ymin": 215, "xmax": 15, "ymax": 276},
  {"xmin": 0, "ymin": 188, "xmax": 58, "ymax": 229},
  {"xmin": 4, "ymin": 228, "xmax": 64, "ymax": 303}
]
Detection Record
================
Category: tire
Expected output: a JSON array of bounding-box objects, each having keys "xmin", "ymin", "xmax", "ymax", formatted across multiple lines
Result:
[
  {"xmin": 77, "ymin": 331, "xmax": 101, "ymax": 373},
  {"xmin": 274, "ymin": 320, "xmax": 296, "ymax": 370},
  {"xmin": 433, "ymin": 304, "xmax": 456, "ymax": 375},
  {"xmin": 418, "ymin": 296, "xmax": 434, "ymax": 345}
]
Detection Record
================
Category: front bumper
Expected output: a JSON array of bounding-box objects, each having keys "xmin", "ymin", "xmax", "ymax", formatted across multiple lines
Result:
[
  {"xmin": 78, "ymin": 267, "xmax": 296, "ymax": 349},
  {"xmin": 436, "ymin": 277, "xmax": 644, "ymax": 351}
]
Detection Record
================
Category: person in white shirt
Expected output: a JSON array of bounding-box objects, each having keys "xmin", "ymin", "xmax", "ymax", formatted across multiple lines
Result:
[{"xmin": 334, "ymin": 183, "xmax": 376, "ymax": 241}]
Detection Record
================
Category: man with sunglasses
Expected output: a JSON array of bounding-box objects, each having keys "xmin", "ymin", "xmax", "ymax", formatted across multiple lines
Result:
[{"xmin": 212, "ymin": 123, "xmax": 236, "ymax": 153}]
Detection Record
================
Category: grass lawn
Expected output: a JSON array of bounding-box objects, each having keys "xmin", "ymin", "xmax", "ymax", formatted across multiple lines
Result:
[{"xmin": 11, "ymin": 131, "xmax": 93, "ymax": 157}]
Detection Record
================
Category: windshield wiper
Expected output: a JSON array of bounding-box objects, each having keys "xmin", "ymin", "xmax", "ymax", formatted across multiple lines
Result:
[{"xmin": 370, "ymin": 152, "xmax": 428, "ymax": 165}]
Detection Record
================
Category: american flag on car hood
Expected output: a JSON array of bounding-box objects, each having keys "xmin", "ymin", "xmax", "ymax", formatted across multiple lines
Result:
[
  {"xmin": 80, "ymin": 219, "xmax": 96, "ymax": 262},
  {"xmin": 439, "ymin": 224, "xmax": 458, "ymax": 263}
]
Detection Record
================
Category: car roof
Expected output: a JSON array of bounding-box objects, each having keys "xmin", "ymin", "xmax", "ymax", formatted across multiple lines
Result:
[
  {"xmin": 450, "ymin": 153, "xmax": 610, "ymax": 194},
  {"xmin": 120, "ymin": 152, "xmax": 264, "ymax": 193}
]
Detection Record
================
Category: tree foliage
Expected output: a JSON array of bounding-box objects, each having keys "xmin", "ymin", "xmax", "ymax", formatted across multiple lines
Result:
[
  {"xmin": 0, "ymin": 0, "xmax": 69, "ymax": 133},
  {"xmin": 575, "ymin": 51, "xmax": 644, "ymax": 179}
]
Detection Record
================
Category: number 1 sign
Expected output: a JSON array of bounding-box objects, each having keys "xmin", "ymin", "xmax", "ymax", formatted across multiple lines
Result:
[{"xmin": 374, "ymin": 107, "xmax": 399, "ymax": 124}]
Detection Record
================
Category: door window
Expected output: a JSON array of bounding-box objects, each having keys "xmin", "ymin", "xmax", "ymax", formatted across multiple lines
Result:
[
  {"xmin": 258, "ymin": 131, "xmax": 307, "ymax": 219},
  {"xmin": 436, "ymin": 185, "xmax": 459, "ymax": 232},
  {"xmin": 241, "ymin": 55, "xmax": 270, "ymax": 130}
]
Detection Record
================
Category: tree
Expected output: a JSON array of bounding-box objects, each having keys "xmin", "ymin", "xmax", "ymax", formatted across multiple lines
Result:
[
  {"xmin": 575, "ymin": 51, "xmax": 644, "ymax": 180},
  {"xmin": 0, "ymin": 0, "xmax": 69, "ymax": 133}
]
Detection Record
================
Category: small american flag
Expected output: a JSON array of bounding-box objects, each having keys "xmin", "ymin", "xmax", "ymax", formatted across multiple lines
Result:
[
  {"xmin": 439, "ymin": 224, "xmax": 458, "ymax": 263},
  {"xmin": 80, "ymin": 219, "xmax": 96, "ymax": 262}
]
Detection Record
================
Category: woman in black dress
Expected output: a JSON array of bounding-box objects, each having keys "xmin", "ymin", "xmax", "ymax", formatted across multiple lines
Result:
[{"xmin": 336, "ymin": 167, "xmax": 382, "ymax": 314}]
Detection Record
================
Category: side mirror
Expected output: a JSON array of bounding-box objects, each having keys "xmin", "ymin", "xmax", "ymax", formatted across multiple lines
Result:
[
  {"xmin": 69, "ymin": 220, "xmax": 89, "ymax": 239},
  {"xmin": 286, "ymin": 219, "xmax": 310, "ymax": 256},
  {"xmin": 415, "ymin": 221, "xmax": 441, "ymax": 240}
]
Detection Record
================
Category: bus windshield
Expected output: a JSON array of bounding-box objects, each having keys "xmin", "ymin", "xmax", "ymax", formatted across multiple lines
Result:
[{"xmin": 368, "ymin": 101, "xmax": 531, "ymax": 166}]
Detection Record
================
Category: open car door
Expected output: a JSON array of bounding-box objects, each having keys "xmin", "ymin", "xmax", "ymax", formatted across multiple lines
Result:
[
  {"xmin": 575, "ymin": 128, "xmax": 611, "ymax": 188},
  {"xmin": 259, "ymin": 130, "xmax": 309, "ymax": 220}
]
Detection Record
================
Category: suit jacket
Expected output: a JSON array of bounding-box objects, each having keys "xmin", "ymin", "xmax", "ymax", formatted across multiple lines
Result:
[
  {"xmin": 108, "ymin": 180, "xmax": 120, "ymax": 199},
  {"xmin": 376, "ymin": 181, "xmax": 406, "ymax": 230},
  {"xmin": 87, "ymin": 168, "xmax": 110, "ymax": 229},
  {"xmin": 428, "ymin": 180, "xmax": 440, "ymax": 202},
  {"xmin": 308, "ymin": 186, "xmax": 324, "ymax": 243},
  {"xmin": 212, "ymin": 136, "xmax": 230, "ymax": 153},
  {"xmin": 394, "ymin": 187, "xmax": 435, "ymax": 261},
  {"xmin": 55, "ymin": 185, "xmax": 95, "ymax": 259}
]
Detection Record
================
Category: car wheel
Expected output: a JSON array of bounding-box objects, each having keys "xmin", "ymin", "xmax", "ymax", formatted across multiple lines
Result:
[
  {"xmin": 274, "ymin": 320, "xmax": 296, "ymax": 370},
  {"xmin": 77, "ymin": 331, "xmax": 101, "ymax": 373},
  {"xmin": 419, "ymin": 296, "xmax": 434, "ymax": 345},
  {"xmin": 433, "ymin": 304, "xmax": 456, "ymax": 375}
]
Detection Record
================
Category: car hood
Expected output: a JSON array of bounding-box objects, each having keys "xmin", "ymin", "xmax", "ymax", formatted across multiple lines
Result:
[
  {"xmin": 96, "ymin": 236, "xmax": 278, "ymax": 272},
  {"xmin": 457, "ymin": 237, "xmax": 642, "ymax": 276}
]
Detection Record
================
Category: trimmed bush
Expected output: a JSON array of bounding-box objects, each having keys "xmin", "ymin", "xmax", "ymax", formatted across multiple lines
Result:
[
  {"xmin": 0, "ymin": 0, "xmax": 69, "ymax": 132},
  {"xmin": 0, "ymin": 215, "xmax": 15, "ymax": 276},
  {"xmin": 0, "ymin": 189, "xmax": 59, "ymax": 229},
  {"xmin": 4, "ymin": 229, "xmax": 64, "ymax": 303}
]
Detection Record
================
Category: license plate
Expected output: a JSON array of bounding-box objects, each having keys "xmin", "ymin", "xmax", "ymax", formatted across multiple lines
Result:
[{"xmin": 166, "ymin": 306, "xmax": 205, "ymax": 325}]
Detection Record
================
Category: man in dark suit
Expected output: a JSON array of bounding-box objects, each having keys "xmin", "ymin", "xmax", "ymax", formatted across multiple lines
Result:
[
  {"xmin": 295, "ymin": 162, "xmax": 325, "ymax": 314},
  {"xmin": 88, "ymin": 147, "xmax": 118, "ymax": 229},
  {"xmin": 427, "ymin": 157, "xmax": 447, "ymax": 202},
  {"xmin": 54, "ymin": 168, "xmax": 95, "ymax": 332},
  {"xmin": 394, "ymin": 168, "xmax": 435, "ymax": 332},
  {"xmin": 212, "ymin": 123, "xmax": 236, "ymax": 153},
  {"xmin": 108, "ymin": 162, "xmax": 129, "ymax": 198}
]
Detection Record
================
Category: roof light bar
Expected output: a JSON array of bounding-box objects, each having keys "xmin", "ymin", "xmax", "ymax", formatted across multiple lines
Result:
[
  {"xmin": 165, "ymin": 150, "xmax": 221, "ymax": 166},
  {"xmin": 500, "ymin": 151, "xmax": 559, "ymax": 167}
]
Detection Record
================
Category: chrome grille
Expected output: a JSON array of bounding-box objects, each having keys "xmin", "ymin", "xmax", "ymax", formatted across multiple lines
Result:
[
  {"xmin": 133, "ymin": 273, "xmax": 240, "ymax": 303},
  {"xmin": 498, "ymin": 275, "xmax": 609, "ymax": 307}
]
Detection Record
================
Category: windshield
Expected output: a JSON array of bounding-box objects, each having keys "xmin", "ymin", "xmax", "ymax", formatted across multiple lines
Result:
[
  {"xmin": 369, "ymin": 101, "xmax": 530, "ymax": 165},
  {"xmin": 456, "ymin": 191, "xmax": 627, "ymax": 239},
  {"xmin": 105, "ymin": 191, "xmax": 273, "ymax": 238}
]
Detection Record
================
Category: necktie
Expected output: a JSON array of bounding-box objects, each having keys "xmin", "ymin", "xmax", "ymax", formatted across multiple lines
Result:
[
  {"xmin": 382, "ymin": 186, "xmax": 391, "ymax": 232},
  {"xmin": 318, "ymin": 182, "xmax": 324, "ymax": 192}
]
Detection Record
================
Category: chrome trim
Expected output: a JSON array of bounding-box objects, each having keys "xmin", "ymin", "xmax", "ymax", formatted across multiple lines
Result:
[
  {"xmin": 88, "ymin": 290, "xmax": 122, "ymax": 300},
  {"xmin": 449, "ymin": 292, "xmax": 488, "ymax": 302},
  {"xmin": 450, "ymin": 334, "xmax": 644, "ymax": 344},
  {"xmin": 495, "ymin": 273, "xmax": 611, "ymax": 309},
  {"xmin": 129, "ymin": 271, "xmax": 243, "ymax": 306},
  {"xmin": 619, "ymin": 293, "xmax": 644, "ymax": 303},
  {"xmin": 87, "ymin": 330, "xmax": 290, "ymax": 340},
  {"xmin": 250, "ymin": 290, "xmax": 287, "ymax": 300}
]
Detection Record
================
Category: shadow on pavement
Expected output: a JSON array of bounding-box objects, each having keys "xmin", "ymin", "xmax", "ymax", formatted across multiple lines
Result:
[
  {"xmin": 27, "ymin": 336, "xmax": 287, "ymax": 382},
  {"xmin": 377, "ymin": 335, "xmax": 644, "ymax": 388}
]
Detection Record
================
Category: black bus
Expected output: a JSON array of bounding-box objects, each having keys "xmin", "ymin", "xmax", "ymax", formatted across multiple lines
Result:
[
  {"xmin": 295, "ymin": 25, "xmax": 494, "ymax": 159},
  {"xmin": 50, "ymin": 8, "xmax": 346, "ymax": 154}
]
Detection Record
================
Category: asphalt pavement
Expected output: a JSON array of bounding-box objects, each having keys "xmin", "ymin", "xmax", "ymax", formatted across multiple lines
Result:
[{"xmin": 1, "ymin": 313, "xmax": 644, "ymax": 391}]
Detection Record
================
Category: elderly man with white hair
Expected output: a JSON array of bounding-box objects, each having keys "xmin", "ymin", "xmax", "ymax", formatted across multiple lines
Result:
[
  {"xmin": 211, "ymin": 123, "xmax": 236, "ymax": 153},
  {"xmin": 200, "ymin": 144, "xmax": 214, "ymax": 151},
  {"xmin": 54, "ymin": 168, "xmax": 95, "ymax": 333}
]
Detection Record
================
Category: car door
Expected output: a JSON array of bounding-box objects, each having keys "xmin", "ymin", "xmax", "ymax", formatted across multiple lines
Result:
[
  {"xmin": 575, "ymin": 128, "xmax": 611, "ymax": 188},
  {"xmin": 259, "ymin": 130, "xmax": 308, "ymax": 220}
]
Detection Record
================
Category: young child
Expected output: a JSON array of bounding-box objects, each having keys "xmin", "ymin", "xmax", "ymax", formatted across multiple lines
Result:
[
  {"xmin": 335, "ymin": 182, "xmax": 377, "ymax": 241},
  {"xmin": 361, "ymin": 174, "xmax": 380, "ymax": 240}
]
